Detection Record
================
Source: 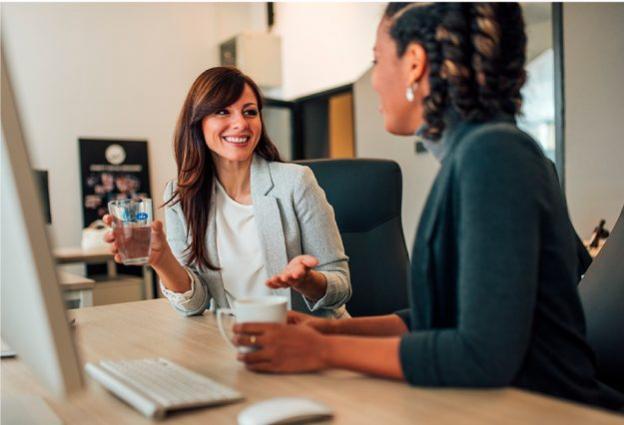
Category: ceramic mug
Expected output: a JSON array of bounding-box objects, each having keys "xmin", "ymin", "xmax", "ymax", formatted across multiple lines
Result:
[{"xmin": 217, "ymin": 296, "xmax": 288, "ymax": 353}]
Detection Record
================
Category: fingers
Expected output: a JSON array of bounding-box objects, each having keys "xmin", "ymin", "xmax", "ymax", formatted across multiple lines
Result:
[
  {"xmin": 150, "ymin": 220, "xmax": 168, "ymax": 252},
  {"xmin": 266, "ymin": 277, "xmax": 289, "ymax": 289},
  {"xmin": 289, "ymin": 264, "xmax": 307, "ymax": 280},
  {"xmin": 266, "ymin": 275, "xmax": 295, "ymax": 288},
  {"xmin": 102, "ymin": 214, "xmax": 113, "ymax": 226},
  {"xmin": 287, "ymin": 311, "xmax": 301, "ymax": 324},
  {"xmin": 151, "ymin": 220, "xmax": 164, "ymax": 233},
  {"xmin": 103, "ymin": 238, "xmax": 123, "ymax": 264},
  {"xmin": 110, "ymin": 243, "xmax": 123, "ymax": 264},
  {"xmin": 237, "ymin": 349, "xmax": 272, "ymax": 365},
  {"xmin": 233, "ymin": 322, "xmax": 279, "ymax": 335},
  {"xmin": 299, "ymin": 255, "xmax": 319, "ymax": 268},
  {"xmin": 286, "ymin": 311, "xmax": 313, "ymax": 325},
  {"xmin": 266, "ymin": 256, "xmax": 319, "ymax": 292},
  {"xmin": 232, "ymin": 333, "xmax": 266, "ymax": 348},
  {"xmin": 265, "ymin": 264, "xmax": 307, "ymax": 288},
  {"xmin": 246, "ymin": 362, "xmax": 277, "ymax": 373}
]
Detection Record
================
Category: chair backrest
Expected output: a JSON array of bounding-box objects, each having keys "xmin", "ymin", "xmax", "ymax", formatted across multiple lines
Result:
[
  {"xmin": 296, "ymin": 159, "xmax": 410, "ymax": 317},
  {"xmin": 578, "ymin": 205, "xmax": 624, "ymax": 392}
]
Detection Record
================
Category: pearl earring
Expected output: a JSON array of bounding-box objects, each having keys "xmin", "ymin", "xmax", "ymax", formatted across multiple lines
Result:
[{"xmin": 405, "ymin": 85, "xmax": 415, "ymax": 102}]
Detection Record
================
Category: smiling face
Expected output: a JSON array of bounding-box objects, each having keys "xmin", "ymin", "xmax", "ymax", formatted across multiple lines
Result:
[{"xmin": 202, "ymin": 84, "xmax": 262, "ymax": 168}]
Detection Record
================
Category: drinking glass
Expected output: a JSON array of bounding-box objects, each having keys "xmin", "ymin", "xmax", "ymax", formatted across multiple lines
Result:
[{"xmin": 107, "ymin": 198, "xmax": 152, "ymax": 265}]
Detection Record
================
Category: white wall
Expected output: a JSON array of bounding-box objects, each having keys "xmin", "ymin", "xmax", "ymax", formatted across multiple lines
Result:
[
  {"xmin": 2, "ymin": 3, "xmax": 257, "ymax": 249},
  {"xmin": 563, "ymin": 4, "xmax": 624, "ymax": 238},
  {"xmin": 13, "ymin": 3, "xmax": 620, "ymax": 254},
  {"xmin": 271, "ymin": 2, "xmax": 384, "ymax": 100}
]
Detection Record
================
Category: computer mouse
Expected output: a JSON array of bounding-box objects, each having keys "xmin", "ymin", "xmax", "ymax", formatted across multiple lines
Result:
[{"xmin": 237, "ymin": 397, "xmax": 333, "ymax": 425}]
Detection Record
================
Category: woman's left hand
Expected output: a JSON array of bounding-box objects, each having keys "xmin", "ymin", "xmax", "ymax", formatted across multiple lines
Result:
[
  {"xmin": 266, "ymin": 255, "xmax": 327, "ymax": 301},
  {"xmin": 233, "ymin": 323, "xmax": 328, "ymax": 373}
]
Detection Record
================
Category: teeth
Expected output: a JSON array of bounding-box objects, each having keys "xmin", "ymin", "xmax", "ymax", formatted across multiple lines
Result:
[{"xmin": 224, "ymin": 136, "xmax": 249, "ymax": 144}]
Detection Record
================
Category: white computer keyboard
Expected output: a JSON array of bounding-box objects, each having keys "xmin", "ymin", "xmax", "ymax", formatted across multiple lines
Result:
[{"xmin": 85, "ymin": 358, "xmax": 243, "ymax": 419}]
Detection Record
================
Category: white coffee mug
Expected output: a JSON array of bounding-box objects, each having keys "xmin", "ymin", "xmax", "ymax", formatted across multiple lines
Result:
[{"xmin": 217, "ymin": 296, "xmax": 288, "ymax": 352}]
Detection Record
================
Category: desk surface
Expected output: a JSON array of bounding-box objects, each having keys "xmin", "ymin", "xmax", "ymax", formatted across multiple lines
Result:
[
  {"xmin": 2, "ymin": 299, "xmax": 623, "ymax": 424},
  {"xmin": 54, "ymin": 247, "xmax": 113, "ymax": 264},
  {"xmin": 58, "ymin": 271, "xmax": 96, "ymax": 290}
]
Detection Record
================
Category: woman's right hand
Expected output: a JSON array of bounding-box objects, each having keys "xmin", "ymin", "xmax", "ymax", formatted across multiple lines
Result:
[
  {"xmin": 287, "ymin": 311, "xmax": 336, "ymax": 334},
  {"xmin": 102, "ymin": 214, "xmax": 171, "ymax": 268}
]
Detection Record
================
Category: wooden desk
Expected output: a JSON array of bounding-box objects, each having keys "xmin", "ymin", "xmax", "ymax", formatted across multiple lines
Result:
[
  {"xmin": 2, "ymin": 299, "xmax": 622, "ymax": 424},
  {"xmin": 54, "ymin": 247, "xmax": 119, "ymax": 277},
  {"xmin": 54, "ymin": 247, "xmax": 154, "ymax": 301},
  {"xmin": 58, "ymin": 271, "xmax": 95, "ymax": 308}
]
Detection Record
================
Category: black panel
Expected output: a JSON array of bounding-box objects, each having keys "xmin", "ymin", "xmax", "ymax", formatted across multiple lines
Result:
[
  {"xmin": 33, "ymin": 169, "xmax": 51, "ymax": 224},
  {"xmin": 301, "ymin": 98, "xmax": 328, "ymax": 159}
]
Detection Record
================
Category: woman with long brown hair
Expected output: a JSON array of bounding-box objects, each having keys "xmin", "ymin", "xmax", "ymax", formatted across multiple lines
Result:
[
  {"xmin": 233, "ymin": 3, "xmax": 624, "ymax": 410},
  {"xmin": 104, "ymin": 67, "xmax": 351, "ymax": 318}
]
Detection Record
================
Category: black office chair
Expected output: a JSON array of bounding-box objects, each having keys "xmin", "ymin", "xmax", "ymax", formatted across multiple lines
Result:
[
  {"xmin": 578, "ymin": 205, "xmax": 624, "ymax": 392},
  {"xmin": 296, "ymin": 159, "xmax": 410, "ymax": 317}
]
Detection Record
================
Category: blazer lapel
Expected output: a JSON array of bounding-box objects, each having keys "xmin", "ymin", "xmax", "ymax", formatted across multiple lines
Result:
[
  {"xmin": 249, "ymin": 155, "xmax": 327, "ymax": 313},
  {"xmin": 250, "ymin": 155, "xmax": 289, "ymax": 279},
  {"xmin": 411, "ymin": 167, "xmax": 451, "ymax": 329},
  {"xmin": 418, "ymin": 120, "xmax": 477, "ymax": 243},
  {"xmin": 411, "ymin": 120, "xmax": 482, "ymax": 328},
  {"xmin": 203, "ymin": 180, "xmax": 230, "ymax": 308}
]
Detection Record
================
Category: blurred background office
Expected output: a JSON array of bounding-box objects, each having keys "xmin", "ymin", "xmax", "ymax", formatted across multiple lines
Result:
[{"xmin": 2, "ymin": 2, "xmax": 623, "ymax": 306}]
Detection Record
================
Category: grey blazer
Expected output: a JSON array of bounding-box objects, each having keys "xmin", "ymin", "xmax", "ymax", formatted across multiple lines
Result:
[{"xmin": 163, "ymin": 154, "xmax": 351, "ymax": 318}]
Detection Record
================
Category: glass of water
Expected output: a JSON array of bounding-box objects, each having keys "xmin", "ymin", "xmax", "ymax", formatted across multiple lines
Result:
[{"xmin": 107, "ymin": 198, "xmax": 152, "ymax": 265}]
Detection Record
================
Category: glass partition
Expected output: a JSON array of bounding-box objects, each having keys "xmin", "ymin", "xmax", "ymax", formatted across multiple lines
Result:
[{"xmin": 518, "ymin": 3, "xmax": 560, "ymax": 167}]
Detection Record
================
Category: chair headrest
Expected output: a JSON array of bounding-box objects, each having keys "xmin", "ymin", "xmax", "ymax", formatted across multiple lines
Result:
[{"xmin": 296, "ymin": 159, "xmax": 403, "ymax": 233}]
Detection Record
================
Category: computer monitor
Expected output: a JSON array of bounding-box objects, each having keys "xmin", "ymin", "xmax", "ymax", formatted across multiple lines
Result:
[{"xmin": 1, "ymin": 45, "xmax": 83, "ymax": 398}]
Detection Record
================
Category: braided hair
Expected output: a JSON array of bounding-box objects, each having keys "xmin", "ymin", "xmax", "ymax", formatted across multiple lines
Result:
[{"xmin": 384, "ymin": 3, "xmax": 527, "ymax": 140}]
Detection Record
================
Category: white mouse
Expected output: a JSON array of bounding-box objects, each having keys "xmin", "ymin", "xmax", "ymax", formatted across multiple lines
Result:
[{"xmin": 237, "ymin": 397, "xmax": 333, "ymax": 425}]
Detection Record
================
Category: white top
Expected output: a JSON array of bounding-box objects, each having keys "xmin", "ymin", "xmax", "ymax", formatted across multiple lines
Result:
[
  {"xmin": 161, "ymin": 181, "xmax": 275, "ymax": 307},
  {"xmin": 214, "ymin": 181, "xmax": 271, "ymax": 303}
]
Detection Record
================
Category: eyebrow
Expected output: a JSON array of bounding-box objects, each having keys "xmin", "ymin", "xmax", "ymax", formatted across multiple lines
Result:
[{"xmin": 242, "ymin": 102, "xmax": 257, "ymax": 108}]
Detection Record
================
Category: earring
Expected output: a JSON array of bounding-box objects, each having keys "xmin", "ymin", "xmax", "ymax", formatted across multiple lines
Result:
[{"xmin": 405, "ymin": 85, "xmax": 415, "ymax": 102}]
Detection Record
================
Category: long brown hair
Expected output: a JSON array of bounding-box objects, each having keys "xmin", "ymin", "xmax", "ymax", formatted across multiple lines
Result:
[
  {"xmin": 384, "ymin": 3, "xmax": 527, "ymax": 140},
  {"xmin": 165, "ymin": 67, "xmax": 282, "ymax": 269}
]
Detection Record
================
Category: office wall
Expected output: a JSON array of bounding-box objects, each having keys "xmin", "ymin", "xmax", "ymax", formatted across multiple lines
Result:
[
  {"xmin": 1, "ymin": 3, "xmax": 259, "ymax": 249},
  {"xmin": 271, "ymin": 2, "xmax": 383, "ymax": 99},
  {"xmin": 354, "ymin": 68, "xmax": 439, "ymax": 251},
  {"xmin": 563, "ymin": 3, "xmax": 624, "ymax": 238}
]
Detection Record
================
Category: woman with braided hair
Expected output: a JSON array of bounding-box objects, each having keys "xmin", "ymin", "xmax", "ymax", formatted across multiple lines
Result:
[{"xmin": 233, "ymin": 3, "xmax": 624, "ymax": 410}]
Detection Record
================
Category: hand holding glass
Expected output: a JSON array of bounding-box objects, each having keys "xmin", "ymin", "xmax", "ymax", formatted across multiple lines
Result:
[{"xmin": 107, "ymin": 198, "xmax": 152, "ymax": 265}]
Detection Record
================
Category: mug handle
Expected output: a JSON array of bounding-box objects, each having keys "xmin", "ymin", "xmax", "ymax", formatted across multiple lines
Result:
[{"xmin": 216, "ymin": 308, "xmax": 236, "ymax": 349}]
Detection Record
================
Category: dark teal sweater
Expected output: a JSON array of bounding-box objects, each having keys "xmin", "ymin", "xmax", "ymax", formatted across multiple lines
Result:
[{"xmin": 396, "ymin": 117, "xmax": 624, "ymax": 411}]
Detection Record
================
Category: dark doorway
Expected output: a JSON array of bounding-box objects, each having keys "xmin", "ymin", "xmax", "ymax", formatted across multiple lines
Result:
[{"xmin": 265, "ymin": 84, "xmax": 355, "ymax": 161}]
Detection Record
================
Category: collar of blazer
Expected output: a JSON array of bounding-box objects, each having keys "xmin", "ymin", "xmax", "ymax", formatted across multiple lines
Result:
[
  {"xmin": 248, "ymin": 154, "xmax": 289, "ymax": 280},
  {"xmin": 249, "ymin": 153, "xmax": 274, "ymax": 197}
]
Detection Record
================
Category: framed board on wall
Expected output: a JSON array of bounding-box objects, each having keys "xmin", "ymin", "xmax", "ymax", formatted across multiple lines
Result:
[
  {"xmin": 79, "ymin": 138, "xmax": 152, "ymax": 278},
  {"xmin": 78, "ymin": 138, "xmax": 151, "ymax": 229}
]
